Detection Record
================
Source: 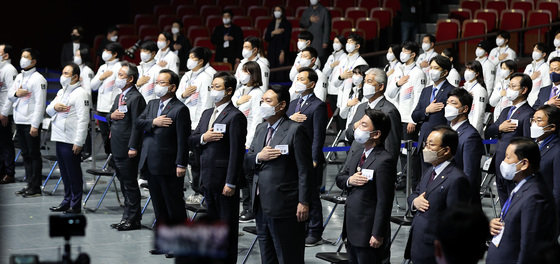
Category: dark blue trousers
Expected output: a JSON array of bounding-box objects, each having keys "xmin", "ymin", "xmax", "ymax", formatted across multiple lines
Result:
[{"xmin": 56, "ymin": 142, "xmax": 83, "ymax": 208}]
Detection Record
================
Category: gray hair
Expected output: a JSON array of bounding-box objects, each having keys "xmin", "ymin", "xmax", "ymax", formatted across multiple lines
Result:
[
  {"xmin": 365, "ymin": 68, "xmax": 387, "ymax": 85},
  {"xmin": 120, "ymin": 61, "xmax": 139, "ymax": 84}
]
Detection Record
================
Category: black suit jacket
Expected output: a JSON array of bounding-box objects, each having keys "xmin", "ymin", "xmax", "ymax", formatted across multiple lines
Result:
[
  {"xmin": 335, "ymin": 145, "xmax": 397, "ymax": 247},
  {"xmin": 407, "ymin": 162, "xmax": 470, "ymax": 262},
  {"xmin": 189, "ymin": 103, "xmax": 247, "ymax": 191},
  {"xmin": 286, "ymin": 94, "xmax": 328, "ymax": 164},
  {"xmin": 532, "ymin": 84, "xmax": 552, "ymax": 109},
  {"xmin": 245, "ymin": 117, "xmax": 313, "ymax": 218},
  {"xmin": 539, "ymin": 135, "xmax": 560, "ymax": 221},
  {"xmin": 137, "ymin": 97, "xmax": 191, "ymax": 176},
  {"xmin": 485, "ymin": 103, "xmax": 534, "ymax": 178},
  {"xmin": 60, "ymin": 42, "xmax": 89, "ymax": 67},
  {"xmin": 454, "ymin": 120, "xmax": 484, "ymax": 203},
  {"xmin": 345, "ymin": 97, "xmax": 403, "ymax": 159},
  {"xmin": 486, "ymin": 175, "xmax": 557, "ymax": 264},
  {"xmin": 412, "ymin": 80, "xmax": 455, "ymax": 152},
  {"xmin": 107, "ymin": 87, "xmax": 146, "ymax": 159}
]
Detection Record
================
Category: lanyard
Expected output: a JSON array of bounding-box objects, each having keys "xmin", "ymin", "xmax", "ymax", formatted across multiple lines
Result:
[{"xmin": 539, "ymin": 134, "xmax": 556, "ymax": 150}]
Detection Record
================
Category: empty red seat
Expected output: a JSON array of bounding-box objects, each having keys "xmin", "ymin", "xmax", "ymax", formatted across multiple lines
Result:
[
  {"xmin": 255, "ymin": 16, "xmax": 273, "ymax": 36},
  {"xmin": 359, "ymin": 0, "xmax": 381, "ymax": 11},
  {"xmin": 134, "ymin": 14, "xmax": 156, "ymax": 30},
  {"xmin": 182, "ymin": 15, "xmax": 203, "ymax": 27},
  {"xmin": 460, "ymin": 0, "xmax": 483, "ymax": 16},
  {"xmin": 116, "ymin": 24, "xmax": 136, "ymax": 35},
  {"xmin": 240, "ymin": 0, "xmax": 259, "ymax": 6},
  {"xmin": 511, "ymin": 0, "xmax": 534, "ymax": 19},
  {"xmin": 287, "ymin": 16, "xmax": 300, "ymax": 29},
  {"xmin": 224, "ymin": 5, "xmax": 246, "ymax": 17},
  {"xmin": 201, "ymin": 5, "xmax": 222, "ymax": 18},
  {"xmin": 370, "ymin": 7, "xmax": 393, "ymax": 29},
  {"xmin": 322, "ymin": 0, "xmax": 334, "ymax": 6},
  {"xmin": 242, "ymin": 27, "xmax": 261, "ymax": 38},
  {"xmin": 193, "ymin": 37, "xmax": 215, "ymax": 50},
  {"xmin": 158, "ymin": 15, "xmax": 178, "ymax": 31},
  {"xmin": 295, "ymin": 6, "xmax": 307, "ymax": 18},
  {"xmin": 486, "ymin": 0, "xmax": 508, "ymax": 16},
  {"xmin": 171, "ymin": 0, "xmax": 191, "ymax": 8},
  {"xmin": 356, "ymin": 17, "xmax": 380, "ymax": 39},
  {"xmin": 383, "ymin": 0, "xmax": 401, "ymax": 14},
  {"xmin": 525, "ymin": 10, "xmax": 552, "ymax": 53},
  {"xmin": 500, "ymin": 9, "xmax": 525, "ymax": 52},
  {"xmin": 332, "ymin": 17, "xmax": 354, "ymax": 35},
  {"xmin": 194, "ymin": 0, "xmax": 217, "ymax": 8},
  {"xmin": 345, "ymin": 7, "xmax": 369, "ymax": 22},
  {"xmin": 460, "ymin": 19, "xmax": 487, "ymax": 64},
  {"xmin": 177, "ymin": 5, "xmax": 197, "ymax": 18},
  {"xmin": 538, "ymin": 0, "xmax": 559, "ymax": 21},
  {"xmin": 449, "ymin": 8, "xmax": 472, "ymax": 24},
  {"xmin": 326, "ymin": 7, "xmax": 344, "ymax": 19},
  {"xmin": 217, "ymin": 0, "xmax": 236, "ymax": 5},
  {"xmin": 233, "ymin": 16, "xmax": 253, "ymax": 27},
  {"xmin": 119, "ymin": 35, "xmax": 141, "ymax": 64},
  {"xmin": 206, "ymin": 15, "xmax": 224, "ymax": 32},
  {"xmin": 248, "ymin": 6, "xmax": 269, "ymax": 18},
  {"xmin": 153, "ymin": 5, "xmax": 174, "ymax": 17},
  {"xmin": 263, "ymin": 0, "xmax": 284, "ymax": 7},
  {"xmin": 138, "ymin": 25, "xmax": 159, "ymax": 40},
  {"xmin": 188, "ymin": 26, "xmax": 211, "ymax": 41},
  {"xmin": 475, "ymin": 9, "xmax": 499, "ymax": 31},
  {"xmin": 435, "ymin": 19, "xmax": 460, "ymax": 50}
]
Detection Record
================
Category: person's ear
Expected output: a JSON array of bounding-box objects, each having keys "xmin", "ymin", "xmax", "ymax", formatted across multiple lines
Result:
[
  {"xmin": 372, "ymin": 130, "xmax": 381, "ymax": 140},
  {"xmin": 519, "ymin": 159, "xmax": 529, "ymax": 171},
  {"xmin": 279, "ymin": 100, "xmax": 286, "ymax": 111},
  {"xmin": 548, "ymin": 124, "xmax": 556, "ymax": 132}
]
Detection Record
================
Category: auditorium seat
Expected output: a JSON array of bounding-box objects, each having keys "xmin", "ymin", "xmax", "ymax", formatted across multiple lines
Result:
[
  {"xmin": 158, "ymin": 15, "xmax": 177, "ymax": 31},
  {"xmin": 356, "ymin": 17, "xmax": 380, "ymax": 39},
  {"xmin": 370, "ymin": 7, "xmax": 393, "ymax": 29},
  {"xmin": 345, "ymin": 7, "xmax": 368, "ymax": 22},
  {"xmin": 460, "ymin": 19, "xmax": 487, "ymax": 64},
  {"xmin": 176, "ymin": 5, "xmax": 197, "ymax": 18},
  {"xmin": 233, "ymin": 16, "xmax": 253, "ymax": 28},
  {"xmin": 206, "ymin": 15, "xmax": 224, "ymax": 32},
  {"xmin": 194, "ymin": 0, "xmax": 217, "ymax": 8},
  {"xmin": 511, "ymin": 0, "xmax": 533, "ymax": 19},
  {"xmin": 326, "ymin": 7, "xmax": 344, "ymax": 19},
  {"xmin": 486, "ymin": 0, "xmax": 509, "ymax": 17},
  {"xmin": 287, "ymin": 16, "xmax": 300, "ymax": 29},
  {"xmin": 382, "ymin": 0, "xmax": 401, "ymax": 14},
  {"xmin": 225, "ymin": 5, "xmax": 246, "ymax": 17},
  {"xmin": 295, "ymin": 6, "xmax": 307, "ymax": 18},
  {"xmin": 449, "ymin": 8, "xmax": 472, "ymax": 24},
  {"xmin": 240, "ymin": 0, "xmax": 259, "ymax": 7},
  {"xmin": 188, "ymin": 26, "xmax": 211, "ymax": 41},
  {"xmin": 524, "ymin": 10, "xmax": 552, "ymax": 54},
  {"xmin": 134, "ymin": 14, "xmax": 156, "ymax": 31},
  {"xmin": 217, "ymin": 0, "xmax": 236, "ymax": 5},
  {"xmin": 153, "ymin": 5, "xmax": 174, "ymax": 17},
  {"xmin": 500, "ymin": 9, "xmax": 524, "ymax": 52},
  {"xmin": 200, "ymin": 5, "xmax": 222, "ymax": 18},
  {"xmin": 193, "ymin": 37, "xmax": 215, "ymax": 50},
  {"xmin": 359, "ymin": 0, "xmax": 381, "ymax": 11},
  {"xmin": 538, "ymin": 0, "xmax": 559, "ymax": 21},
  {"xmin": 263, "ymin": 0, "xmax": 284, "ymax": 7},
  {"xmin": 460, "ymin": 0, "xmax": 483, "ymax": 16},
  {"xmin": 435, "ymin": 18, "xmax": 460, "ymax": 51},
  {"xmin": 341, "ymin": 28, "xmax": 366, "ymax": 39},
  {"xmin": 248, "ymin": 6, "xmax": 269, "ymax": 18},
  {"xmin": 255, "ymin": 16, "xmax": 273, "ymax": 36},
  {"xmin": 138, "ymin": 25, "xmax": 159, "ymax": 40},
  {"xmin": 334, "ymin": 0, "xmax": 356, "ymax": 13},
  {"xmin": 170, "ymin": 0, "xmax": 191, "ymax": 8},
  {"xmin": 118, "ymin": 35, "xmax": 141, "ymax": 64},
  {"xmin": 116, "ymin": 24, "xmax": 136, "ymax": 36},
  {"xmin": 475, "ymin": 9, "xmax": 499, "ymax": 31},
  {"xmin": 211, "ymin": 62, "xmax": 233, "ymax": 72},
  {"xmin": 285, "ymin": 0, "xmax": 307, "ymax": 16},
  {"xmin": 182, "ymin": 15, "xmax": 203, "ymax": 28},
  {"xmin": 332, "ymin": 17, "xmax": 354, "ymax": 36},
  {"xmin": 241, "ymin": 27, "xmax": 261, "ymax": 38}
]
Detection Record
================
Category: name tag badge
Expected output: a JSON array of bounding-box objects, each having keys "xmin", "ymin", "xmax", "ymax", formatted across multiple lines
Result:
[
  {"xmin": 362, "ymin": 169, "xmax": 374, "ymax": 181},
  {"xmin": 491, "ymin": 225, "xmax": 505, "ymax": 247},
  {"xmin": 118, "ymin": 105, "xmax": 128, "ymax": 113},
  {"xmin": 213, "ymin": 123, "xmax": 226, "ymax": 133},
  {"xmin": 510, "ymin": 119, "xmax": 518, "ymax": 126},
  {"xmin": 275, "ymin": 145, "xmax": 289, "ymax": 155}
]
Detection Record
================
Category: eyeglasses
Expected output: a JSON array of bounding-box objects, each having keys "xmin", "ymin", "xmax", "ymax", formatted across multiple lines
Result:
[
  {"xmin": 530, "ymin": 118, "xmax": 545, "ymax": 124},
  {"xmin": 155, "ymin": 81, "xmax": 170, "ymax": 86}
]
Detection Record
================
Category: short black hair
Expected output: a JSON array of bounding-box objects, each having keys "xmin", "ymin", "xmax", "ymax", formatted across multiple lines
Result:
[
  {"xmin": 534, "ymin": 42, "xmax": 548, "ymax": 55},
  {"xmin": 465, "ymin": 60, "xmax": 486, "ymax": 88},
  {"xmin": 172, "ymin": 19, "xmax": 183, "ymax": 28},
  {"xmin": 501, "ymin": 59, "xmax": 518, "ymax": 72},
  {"xmin": 334, "ymin": 35, "xmax": 346, "ymax": 49},
  {"xmin": 347, "ymin": 33, "xmax": 363, "ymax": 47},
  {"xmin": 536, "ymin": 105, "xmax": 560, "ymax": 135},
  {"xmin": 190, "ymin": 47, "xmax": 212, "ymax": 66},
  {"xmin": 298, "ymin": 31, "xmax": 313, "ymax": 42},
  {"xmin": 159, "ymin": 31, "xmax": 173, "ymax": 42},
  {"xmin": 0, "ymin": 43, "xmax": 13, "ymax": 59},
  {"xmin": 510, "ymin": 73, "xmax": 533, "ymax": 96},
  {"xmin": 120, "ymin": 61, "xmax": 139, "ymax": 84},
  {"xmin": 268, "ymin": 84, "xmax": 290, "ymax": 110},
  {"xmin": 477, "ymin": 40, "xmax": 492, "ymax": 54},
  {"xmin": 442, "ymin": 48, "xmax": 459, "ymax": 70},
  {"xmin": 77, "ymin": 47, "xmax": 91, "ymax": 65},
  {"xmin": 430, "ymin": 55, "xmax": 452, "ymax": 73},
  {"xmin": 433, "ymin": 125, "xmax": 459, "ymax": 155},
  {"xmin": 65, "ymin": 62, "xmax": 81, "ymax": 77},
  {"xmin": 159, "ymin": 69, "xmax": 179, "ymax": 88},
  {"xmin": 364, "ymin": 109, "xmax": 391, "ymax": 144},
  {"xmin": 244, "ymin": 36, "xmax": 262, "ymax": 51},
  {"xmin": 222, "ymin": 8, "xmax": 234, "ymax": 17},
  {"xmin": 509, "ymin": 137, "xmax": 541, "ymax": 173},
  {"xmin": 298, "ymin": 67, "xmax": 318, "ymax": 84},
  {"xmin": 21, "ymin": 48, "xmax": 39, "ymax": 61},
  {"xmin": 448, "ymin": 88, "xmax": 473, "ymax": 115},
  {"xmin": 550, "ymin": 57, "xmax": 560, "ymax": 64},
  {"xmin": 214, "ymin": 71, "xmax": 237, "ymax": 93},
  {"xmin": 107, "ymin": 25, "xmax": 118, "ymax": 34},
  {"xmin": 71, "ymin": 25, "xmax": 85, "ymax": 36},
  {"xmin": 302, "ymin": 46, "xmax": 318, "ymax": 59},
  {"xmin": 497, "ymin": 30, "xmax": 510, "ymax": 40},
  {"xmin": 104, "ymin": 42, "xmax": 124, "ymax": 59},
  {"xmin": 140, "ymin": 40, "xmax": 158, "ymax": 52},
  {"xmin": 436, "ymin": 204, "xmax": 489, "ymax": 264},
  {"xmin": 389, "ymin": 43, "xmax": 402, "ymax": 62},
  {"xmin": 423, "ymin": 34, "xmax": 436, "ymax": 43},
  {"xmin": 402, "ymin": 41, "xmax": 419, "ymax": 60}
]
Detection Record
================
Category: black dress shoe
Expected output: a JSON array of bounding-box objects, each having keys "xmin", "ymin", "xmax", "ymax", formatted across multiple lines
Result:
[
  {"xmin": 0, "ymin": 175, "xmax": 15, "ymax": 184},
  {"xmin": 149, "ymin": 249, "xmax": 166, "ymax": 255},
  {"xmin": 15, "ymin": 187, "xmax": 28, "ymax": 195},
  {"xmin": 64, "ymin": 207, "xmax": 82, "ymax": 214},
  {"xmin": 110, "ymin": 220, "xmax": 126, "ymax": 229},
  {"xmin": 50, "ymin": 204, "xmax": 70, "ymax": 212},
  {"xmin": 117, "ymin": 221, "xmax": 141, "ymax": 231},
  {"xmin": 22, "ymin": 189, "xmax": 42, "ymax": 198},
  {"xmin": 165, "ymin": 253, "xmax": 174, "ymax": 258}
]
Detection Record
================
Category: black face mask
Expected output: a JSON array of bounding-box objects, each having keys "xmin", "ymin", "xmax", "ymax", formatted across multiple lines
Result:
[{"xmin": 71, "ymin": 35, "xmax": 80, "ymax": 41}]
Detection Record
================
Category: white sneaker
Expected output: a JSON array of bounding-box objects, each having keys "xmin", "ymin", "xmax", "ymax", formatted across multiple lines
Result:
[
  {"xmin": 186, "ymin": 193, "xmax": 203, "ymax": 204},
  {"xmin": 138, "ymin": 179, "xmax": 148, "ymax": 189}
]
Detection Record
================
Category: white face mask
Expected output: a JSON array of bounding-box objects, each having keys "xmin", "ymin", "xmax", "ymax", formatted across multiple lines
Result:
[
  {"xmin": 299, "ymin": 58, "xmax": 311, "ymax": 67},
  {"xmin": 555, "ymin": 38, "xmax": 560, "ymax": 48},
  {"xmin": 20, "ymin": 57, "xmax": 31, "ymax": 69},
  {"xmin": 423, "ymin": 148, "xmax": 443, "ymax": 164},
  {"xmin": 140, "ymin": 52, "xmax": 152, "ymax": 63},
  {"xmin": 102, "ymin": 51, "xmax": 113, "ymax": 62},
  {"xmin": 157, "ymin": 41, "xmax": 167, "ymax": 50},
  {"xmin": 110, "ymin": 35, "xmax": 118, "ymax": 42},
  {"xmin": 499, "ymin": 68, "xmax": 511, "ymax": 79},
  {"xmin": 259, "ymin": 103, "xmax": 277, "ymax": 120},
  {"xmin": 386, "ymin": 52, "xmax": 395, "ymax": 62},
  {"xmin": 274, "ymin": 11, "xmax": 282, "ymax": 19},
  {"xmin": 242, "ymin": 48, "xmax": 253, "ymax": 59},
  {"xmin": 293, "ymin": 81, "xmax": 308, "ymax": 93},
  {"xmin": 496, "ymin": 37, "xmax": 505, "ymax": 47},
  {"xmin": 506, "ymin": 88, "xmax": 520, "ymax": 101},
  {"xmin": 297, "ymin": 41, "xmax": 307, "ymax": 51},
  {"xmin": 354, "ymin": 128, "xmax": 372, "ymax": 144},
  {"xmin": 73, "ymin": 56, "xmax": 82, "ymax": 65},
  {"xmin": 444, "ymin": 105, "xmax": 460, "ymax": 121},
  {"xmin": 530, "ymin": 123, "xmax": 551, "ymax": 139},
  {"xmin": 464, "ymin": 70, "xmax": 476, "ymax": 82},
  {"xmin": 346, "ymin": 43, "xmax": 356, "ymax": 53},
  {"xmin": 310, "ymin": 0, "xmax": 318, "ymax": 5},
  {"xmin": 422, "ymin": 42, "xmax": 431, "ymax": 52},
  {"xmin": 186, "ymin": 58, "xmax": 199, "ymax": 70},
  {"xmin": 400, "ymin": 52, "xmax": 411, "ymax": 63},
  {"xmin": 532, "ymin": 51, "xmax": 543, "ymax": 61},
  {"xmin": 352, "ymin": 75, "xmax": 363, "ymax": 86},
  {"xmin": 59, "ymin": 76, "xmax": 71, "ymax": 87},
  {"xmin": 239, "ymin": 72, "xmax": 251, "ymax": 85},
  {"xmin": 114, "ymin": 77, "xmax": 127, "ymax": 90},
  {"xmin": 210, "ymin": 89, "xmax": 225, "ymax": 103},
  {"xmin": 500, "ymin": 160, "xmax": 522, "ymax": 180},
  {"xmin": 223, "ymin": 18, "xmax": 231, "ymax": 25},
  {"xmin": 154, "ymin": 84, "xmax": 170, "ymax": 97},
  {"xmin": 171, "ymin": 27, "xmax": 180, "ymax": 34},
  {"xmin": 333, "ymin": 42, "xmax": 342, "ymax": 51},
  {"xmin": 429, "ymin": 69, "xmax": 442, "ymax": 82},
  {"xmin": 475, "ymin": 48, "xmax": 485, "ymax": 58},
  {"xmin": 362, "ymin": 83, "xmax": 376, "ymax": 99}
]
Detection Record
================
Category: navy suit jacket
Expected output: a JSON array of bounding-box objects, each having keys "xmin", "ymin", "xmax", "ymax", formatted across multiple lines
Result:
[
  {"xmin": 136, "ymin": 97, "xmax": 191, "ymax": 176},
  {"xmin": 412, "ymin": 80, "xmax": 455, "ymax": 152},
  {"xmin": 486, "ymin": 175, "xmax": 557, "ymax": 264},
  {"xmin": 286, "ymin": 93, "xmax": 327, "ymax": 164},
  {"xmin": 189, "ymin": 102, "xmax": 247, "ymax": 191},
  {"xmin": 532, "ymin": 84, "xmax": 552, "ymax": 109},
  {"xmin": 538, "ymin": 134, "xmax": 560, "ymax": 221},
  {"xmin": 107, "ymin": 87, "xmax": 146, "ymax": 159},
  {"xmin": 335, "ymin": 145, "xmax": 397, "ymax": 248},
  {"xmin": 407, "ymin": 161, "xmax": 470, "ymax": 263},
  {"xmin": 454, "ymin": 120, "xmax": 484, "ymax": 203},
  {"xmin": 485, "ymin": 103, "xmax": 534, "ymax": 178}
]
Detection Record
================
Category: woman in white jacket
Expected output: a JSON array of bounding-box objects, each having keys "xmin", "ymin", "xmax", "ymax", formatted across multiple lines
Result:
[
  {"xmin": 524, "ymin": 42, "xmax": 551, "ymax": 106},
  {"xmin": 489, "ymin": 60, "xmax": 517, "ymax": 122},
  {"xmin": 461, "ymin": 60, "xmax": 488, "ymax": 134},
  {"xmin": 441, "ymin": 48, "xmax": 461, "ymax": 87},
  {"xmin": 46, "ymin": 64, "xmax": 90, "ymax": 213},
  {"xmin": 232, "ymin": 61, "xmax": 264, "ymax": 148},
  {"xmin": 340, "ymin": 65, "xmax": 369, "ymax": 129}
]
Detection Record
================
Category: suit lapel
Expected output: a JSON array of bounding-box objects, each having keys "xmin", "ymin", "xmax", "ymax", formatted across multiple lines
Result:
[
  {"xmin": 541, "ymin": 136, "xmax": 559, "ymax": 157},
  {"xmin": 426, "ymin": 163, "xmax": 452, "ymax": 195},
  {"xmin": 214, "ymin": 103, "xmax": 233, "ymax": 124},
  {"xmin": 269, "ymin": 118, "xmax": 290, "ymax": 147},
  {"xmin": 435, "ymin": 81, "xmax": 449, "ymax": 102},
  {"xmin": 362, "ymin": 147, "xmax": 379, "ymax": 169},
  {"xmin": 299, "ymin": 94, "xmax": 316, "ymax": 113},
  {"xmin": 160, "ymin": 97, "xmax": 177, "ymax": 116},
  {"xmin": 373, "ymin": 97, "xmax": 385, "ymax": 110},
  {"xmin": 254, "ymin": 123, "xmax": 267, "ymax": 152}
]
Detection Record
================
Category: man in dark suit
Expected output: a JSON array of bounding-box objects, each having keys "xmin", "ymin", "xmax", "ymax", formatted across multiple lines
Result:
[
  {"xmin": 336, "ymin": 109, "xmax": 397, "ymax": 263},
  {"xmin": 487, "ymin": 138, "xmax": 557, "ymax": 264},
  {"xmin": 345, "ymin": 68, "xmax": 402, "ymax": 160},
  {"xmin": 286, "ymin": 67, "xmax": 327, "ymax": 245},
  {"xmin": 407, "ymin": 126, "xmax": 471, "ymax": 264},
  {"xmin": 189, "ymin": 72, "xmax": 247, "ymax": 263},
  {"xmin": 245, "ymin": 85, "xmax": 312, "ymax": 264},
  {"xmin": 485, "ymin": 73, "xmax": 534, "ymax": 206},
  {"xmin": 412, "ymin": 55, "xmax": 456, "ymax": 178},
  {"xmin": 60, "ymin": 25, "xmax": 89, "ymax": 68},
  {"xmin": 446, "ymin": 88, "xmax": 484, "ymax": 204},
  {"xmin": 137, "ymin": 69, "xmax": 190, "ymax": 254},
  {"xmin": 107, "ymin": 62, "xmax": 146, "ymax": 231},
  {"xmin": 533, "ymin": 57, "xmax": 560, "ymax": 109}
]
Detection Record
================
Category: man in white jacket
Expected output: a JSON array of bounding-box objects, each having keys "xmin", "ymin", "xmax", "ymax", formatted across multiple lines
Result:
[
  {"xmin": 46, "ymin": 63, "xmax": 90, "ymax": 213},
  {"xmin": 8, "ymin": 48, "xmax": 47, "ymax": 197},
  {"xmin": 136, "ymin": 41, "xmax": 162, "ymax": 103},
  {"xmin": 0, "ymin": 43, "xmax": 18, "ymax": 184},
  {"xmin": 289, "ymin": 47, "xmax": 327, "ymax": 101}
]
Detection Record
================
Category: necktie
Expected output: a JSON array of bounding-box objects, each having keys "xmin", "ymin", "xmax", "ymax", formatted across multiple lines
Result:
[
  {"xmin": 358, "ymin": 152, "xmax": 366, "ymax": 169},
  {"xmin": 157, "ymin": 101, "xmax": 164, "ymax": 116},
  {"xmin": 428, "ymin": 170, "xmax": 437, "ymax": 185},
  {"xmin": 295, "ymin": 97, "xmax": 304, "ymax": 112},
  {"xmin": 118, "ymin": 93, "xmax": 124, "ymax": 106},
  {"xmin": 551, "ymin": 86, "xmax": 559, "ymax": 99},
  {"xmin": 506, "ymin": 106, "xmax": 516, "ymax": 120},
  {"xmin": 208, "ymin": 108, "xmax": 219, "ymax": 130},
  {"xmin": 265, "ymin": 127, "xmax": 275, "ymax": 146},
  {"xmin": 430, "ymin": 87, "xmax": 438, "ymax": 102}
]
